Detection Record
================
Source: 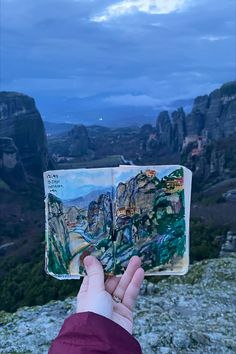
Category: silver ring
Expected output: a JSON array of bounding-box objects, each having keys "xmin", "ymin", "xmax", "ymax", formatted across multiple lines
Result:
[{"xmin": 112, "ymin": 295, "xmax": 122, "ymax": 303}]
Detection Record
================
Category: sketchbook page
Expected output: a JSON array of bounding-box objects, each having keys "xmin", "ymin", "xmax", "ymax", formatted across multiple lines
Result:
[
  {"xmin": 113, "ymin": 165, "xmax": 192, "ymax": 275},
  {"xmin": 44, "ymin": 168, "xmax": 114, "ymax": 280},
  {"xmin": 184, "ymin": 166, "xmax": 192, "ymax": 272}
]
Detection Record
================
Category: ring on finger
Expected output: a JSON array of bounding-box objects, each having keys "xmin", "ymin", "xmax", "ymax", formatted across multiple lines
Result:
[{"xmin": 112, "ymin": 295, "xmax": 122, "ymax": 303}]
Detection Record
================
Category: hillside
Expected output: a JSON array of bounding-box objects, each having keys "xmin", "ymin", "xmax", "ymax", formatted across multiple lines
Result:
[
  {"xmin": 0, "ymin": 256, "xmax": 235, "ymax": 354},
  {"xmin": 0, "ymin": 82, "xmax": 236, "ymax": 313},
  {"xmin": 47, "ymin": 81, "xmax": 236, "ymax": 169}
]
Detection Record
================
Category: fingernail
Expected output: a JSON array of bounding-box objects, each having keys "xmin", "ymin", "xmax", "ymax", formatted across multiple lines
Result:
[{"xmin": 84, "ymin": 256, "xmax": 93, "ymax": 267}]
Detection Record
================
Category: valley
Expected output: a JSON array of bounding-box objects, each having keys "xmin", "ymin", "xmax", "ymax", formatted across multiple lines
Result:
[{"xmin": 0, "ymin": 81, "xmax": 236, "ymax": 311}]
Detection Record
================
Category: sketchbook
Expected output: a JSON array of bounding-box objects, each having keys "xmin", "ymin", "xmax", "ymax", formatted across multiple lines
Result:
[{"xmin": 44, "ymin": 165, "xmax": 192, "ymax": 279}]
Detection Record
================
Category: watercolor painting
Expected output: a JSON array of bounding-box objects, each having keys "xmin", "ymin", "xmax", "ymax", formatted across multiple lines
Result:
[
  {"xmin": 44, "ymin": 165, "xmax": 191, "ymax": 279},
  {"xmin": 113, "ymin": 166, "xmax": 187, "ymax": 274},
  {"xmin": 45, "ymin": 168, "xmax": 115, "ymax": 277}
]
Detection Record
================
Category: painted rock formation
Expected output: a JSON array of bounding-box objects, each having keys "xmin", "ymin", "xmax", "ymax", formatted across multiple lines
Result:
[
  {"xmin": 47, "ymin": 193, "xmax": 71, "ymax": 274},
  {"xmin": 87, "ymin": 193, "xmax": 113, "ymax": 237}
]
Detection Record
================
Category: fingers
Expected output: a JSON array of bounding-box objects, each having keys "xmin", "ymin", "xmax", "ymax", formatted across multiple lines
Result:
[
  {"xmin": 77, "ymin": 275, "xmax": 89, "ymax": 297},
  {"xmin": 122, "ymin": 267, "xmax": 144, "ymax": 310},
  {"xmin": 84, "ymin": 255, "xmax": 105, "ymax": 293},
  {"xmin": 105, "ymin": 276, "xmax": 120, "ymax": 294},
  {"xmin": 112, "ymin": 256, "xmax": 141, "ymax": 300}
]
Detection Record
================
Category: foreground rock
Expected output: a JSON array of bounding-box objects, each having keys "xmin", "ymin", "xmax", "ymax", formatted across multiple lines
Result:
[{"xmin": 0, "ymin": 257, "xmax": 236, "ymax": 354}]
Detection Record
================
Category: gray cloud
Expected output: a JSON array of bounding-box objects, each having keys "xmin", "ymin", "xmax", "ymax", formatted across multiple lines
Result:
[{"xmin": 0, "ymin": 0, "xmax": 235, "ymax": 122}]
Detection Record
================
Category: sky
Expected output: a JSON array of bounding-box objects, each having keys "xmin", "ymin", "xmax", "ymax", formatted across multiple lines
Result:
[
  {"xmin": 44, "ymin": 165, "xmax": 177, "ymax": 200},
  {"xmin": 45, "ymin": 168, "xmax": 112, "ymax": 199},
  {"xmin": 0, "ymin": 0, "xmax": 236, "ymax": 126}
]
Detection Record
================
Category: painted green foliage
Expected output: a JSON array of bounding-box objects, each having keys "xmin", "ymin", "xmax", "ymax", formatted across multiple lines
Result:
[
  {"xmin": 46, "ymin": 167, "xmax": 187, "ymax": 276},
  {"xmin": 114, "ymin": 168, "xmax": 186, "ymax": 272},
  {"xmin": 47, "ymin": 193, "xmax": 71, "ymax": 275}
]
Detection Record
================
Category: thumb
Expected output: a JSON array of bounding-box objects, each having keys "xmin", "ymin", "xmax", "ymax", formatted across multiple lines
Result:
[{"xmin": 84, "ymin": 256, "xmax": 105, "ymax": 292}]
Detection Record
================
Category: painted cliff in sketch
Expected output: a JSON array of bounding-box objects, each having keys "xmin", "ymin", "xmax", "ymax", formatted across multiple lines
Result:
[{"xmin": 44, "ymin": 165, "xmax": 191, "ymax": 279}]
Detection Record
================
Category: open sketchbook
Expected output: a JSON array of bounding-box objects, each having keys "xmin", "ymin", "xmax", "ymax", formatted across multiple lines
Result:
[{"xmin": 44, "ymin": 165, "xmax": 192, "ymax": 279}]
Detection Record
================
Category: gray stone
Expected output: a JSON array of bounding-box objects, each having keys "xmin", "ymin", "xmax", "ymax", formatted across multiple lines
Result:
[
  {"xmin": 172, "ymin": 331, "xmax": 191, "ymax": 349},
  {"xmin": 220, "ymin": 231, "xmax": 236, "ymax": 257},
  {"xmin": 0, "ymin": 257, "xmax": 236, "ymax": 354},
  {"xmin": 0, "ymin": 91, "xmax": 49, "ymax": 177},
  {"xmin": 0, "ymin": 137, "xmax": 27, "ymax": 189}
]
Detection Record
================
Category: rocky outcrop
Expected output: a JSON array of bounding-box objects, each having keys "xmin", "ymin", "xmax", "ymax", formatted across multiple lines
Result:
[
  {"xmin": 0, "ymin": 257, "xmax": 235, "ymax": 354},
  {"xmin": 154, "ymin": 81, "xmax": 236, "ymax": 154},
  {"xmin": 0, "ymin": 137, "xmax": 27, "ymax": 189},
  {"xmin": 47, "ymin": 193, "xmax": 71, "ymax": 274},
  {"xmin": 116, "ymin": 171, "xmax": 160, "ymax": 214},
  {"xmin": 156, "ymin": 111, "xmax": 172, "ymax": 148},
  {"xmin": 46, "ymin": 82, "xmax": 236, "ymax": 170},
  {"xmin": 185, "ymin": 81, "xmax": 236, "ymax": 140},
  {"xmin": 87, "ymin": 193, "xmax": 113, "ymax": 237},
  {"xmin": 48, "ymin": 124, "xmax": 95, "ymax": 162},
  {"xmin": 65, "ymin": 206, "xmax": 81, "ymax": 224},
  {"xmin": 171, "ymin": 108, "xmax": 186, "ymax": 151},
  {"xmin": 68, "ymin": 125, "xmax": 92, "ymax": 157},
  {"xmin": 220, "ymin": 231, "xmax": 236, "ymax": 257},
  {"xmin": 0, "ymin": 92, "xmax": 49, "ymax": 177}
]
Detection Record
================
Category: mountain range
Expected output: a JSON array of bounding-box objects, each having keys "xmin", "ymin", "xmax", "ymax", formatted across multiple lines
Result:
[
  {"xmin": 0, "ymin": 81, "xmax": 236, "ymax": 312},
  {"xmin": 63, "ymin": 187, "xmax": 112, "ymax": 209},
  {"xmin": 37, "ymin": 93, "xmax": 193, "ymax": 128}
]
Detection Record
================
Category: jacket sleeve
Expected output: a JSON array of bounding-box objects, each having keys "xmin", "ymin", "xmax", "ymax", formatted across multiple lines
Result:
[{"xmin": 48, "ymin": 311, "xmax": 142, "ymax": 354}]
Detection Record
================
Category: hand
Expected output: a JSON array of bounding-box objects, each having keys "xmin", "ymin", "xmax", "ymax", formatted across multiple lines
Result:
[{"xmin": 77, "ymin": 255, "xmax": 144, "ymax": 334}]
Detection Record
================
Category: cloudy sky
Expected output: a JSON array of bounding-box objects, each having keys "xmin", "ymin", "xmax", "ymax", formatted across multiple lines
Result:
[
  {"xmin": 0, "ymin": 0, "xmax": 235, "ymax": 125},
  {"xmin": 44, "ymin": 168, "xmax": 112, "ymax": 199}
]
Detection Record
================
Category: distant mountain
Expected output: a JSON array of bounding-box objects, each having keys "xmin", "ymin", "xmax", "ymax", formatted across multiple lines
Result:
[
  {"xmin": 44, "ymin": 121, "xmax": 76, "ymax": 136},
  {"xmin": 63, "ymin": 187, "xmax": 112, "ymax": 209},
  {"xmin": 36, "ymin": 93, "xmax": 193, "ymax": 129},
  {"xmin": 47, "ymin": 81, "xmax": 236, "ymax": 188}
]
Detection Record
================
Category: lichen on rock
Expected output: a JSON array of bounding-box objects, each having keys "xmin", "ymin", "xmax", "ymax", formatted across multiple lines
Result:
[{"xmin": 0, "ymin": 257, "xmax": 235, "ymax": 354}]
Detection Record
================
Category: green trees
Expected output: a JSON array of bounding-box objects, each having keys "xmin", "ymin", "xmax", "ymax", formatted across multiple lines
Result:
[
  {"xmin": 190, "ymin": 219, "xmax": 228, "ymax": 262},
  {"xmin": 0, "ymin": 246, "xmax": 82, "ymax": 312}
]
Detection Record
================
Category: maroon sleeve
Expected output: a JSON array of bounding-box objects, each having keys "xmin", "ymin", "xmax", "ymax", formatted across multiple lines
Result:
[{"xmin": 48, "ymin": 311, "xmax": 142, "ymax": 354}]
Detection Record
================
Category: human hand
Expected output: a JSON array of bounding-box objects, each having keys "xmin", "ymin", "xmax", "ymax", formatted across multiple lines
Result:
[{"xmin": 77, "ymin": 255, "xmax": 144, "ymax": 334}]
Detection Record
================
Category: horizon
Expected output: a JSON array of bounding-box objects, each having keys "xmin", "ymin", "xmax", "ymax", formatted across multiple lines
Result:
[{"xmin": 0, "ymin": 0, "xmax": 236, "ymax": 126}]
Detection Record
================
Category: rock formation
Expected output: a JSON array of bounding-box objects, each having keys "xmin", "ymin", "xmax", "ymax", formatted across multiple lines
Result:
[
  {"xmin": 1, "ymin": 256, "xmax": 235, "ymax": 354},
  {"xmin": 65, "ymin": 206, "xmax": 81, "ymax": 224},
  {"xmin": 86, "ymin": 192, "xmax": 113, "ymax": 237},
  {"xmin": 156, "ymin": 111, "xmax": 172, "ymax": 148},
  {"xmin": 155, "ymin": 81, "xmax": 236, "ymax": 154},
  {"xmin": 171, "ymin": 107, "xmax": 186, "ymax": 151},
  {"xmin": 67, "ymin": 125, "xmax": 92, "ymax": 157},
  {"xmin": 47, "ymin": 193, "xmax": 71, "ymax": 274},
  {"xmin": 220, "ymin": 231, "xmax": 236, "ymax": 257},
  {"xmin": 0, "ymin": 92, "xmax": 49, "ymax": 177},
  {"xmin": 116, "ymin": 171, "xmax": 160, "ymax": 215},
  {"xmin": 0, "ymin": 137, "xmax": 27, "ymax": 189}
]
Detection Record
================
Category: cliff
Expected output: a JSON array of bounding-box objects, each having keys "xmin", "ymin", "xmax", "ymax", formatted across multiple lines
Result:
[
  {"xmin": 116, "ymin": 171, "xmax": 161, "ymax": 214},
  {"xmin": 0, "ymin": 137, "xmax": 27, "ymax": 189},
  {"xmin": 47, "ymin": 81, "xmax": 236, "ymax": 171},
  {"xmin": 187, "ymin": 81, "xmax": 236, "ymax": 139},
  {"xmin": 48, "ymin": 124, "xmax": 95, "ymax": 161},
  {"xmin": 114, "ymin": 168, "xmax": 186, "ymax": 272},
  {"xmin": 0, "ymin": 92, "xmax": 49, "ymax": 179},
  {"xmin": 0, "ymin": 256, "xmax": 235, "ymax": 354},
  {"xmin": 86, "ymin": 192, "xmax": 113, "ymax": 237},
  {"xmin": 155, "ymin": 81, "xmax": 236, "ymax": 153},
  {"xmin": 47, "ymin": 193, "xmax": 71, "ymax": 274}
]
